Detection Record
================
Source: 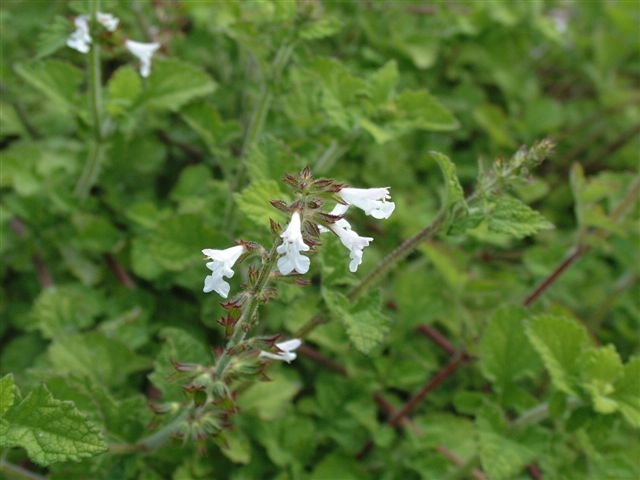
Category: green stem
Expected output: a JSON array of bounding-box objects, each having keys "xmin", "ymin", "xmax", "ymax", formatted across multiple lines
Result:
[
  {"xmin": 214, "ymin": 243, "xmax": 279, "ymax": 377},
  {"xmin": 109, "ymin": 411, "xmax": 189, "ymax": 454},
  {"xmin": 0, "ymin": 460, "xmax": 47, "ymax": 480},
  {"xmin": 75, "ymin": 0, "xmax": 104, "ymax": 199},
  {"xmin": 348, "ymin": 209, "xmax": 446, "ymax": 301},
  {"xmin": 222, "ymin": 41, "xmax": 295, "ymax": 233}
]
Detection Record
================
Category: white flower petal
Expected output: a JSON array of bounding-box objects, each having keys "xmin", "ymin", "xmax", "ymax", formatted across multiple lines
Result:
[
  {"xmin": 66, "ymin": 15, "xmax": 91, "ymax": 53},
  {"xmin": 201, "ymin": 245, "xmax": 245, "ymax": 298},
  {"xmin": 97, "ymin": 12, "xmax": 119, "ymax": 31},
  {"xmin": 125, "ymin": 39, "xmax": 160, "ymax": 77},
  {"xmin": 339, "ymin": 187, "xmax": 395, "ymax": 219},
  {"xmin": 330, "ymin": 218, "xmax": 373, "ymax": 273},
  {"xmin": 259, "ymin": 338, "xmax": 302, "ymax": 363},
  {"xmin": 276, "ymin": 338, "xmax": 302, "ymax": 352},
  {"xmin": 277, "ymin": 212, "xmax": 310, "ymax": 275}
]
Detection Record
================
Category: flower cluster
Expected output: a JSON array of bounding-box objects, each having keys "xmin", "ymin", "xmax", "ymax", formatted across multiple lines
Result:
[
  {"xmin": 66, "ymin": 12, "xmax": 160, "ymax": 77},
  {"xmin": 200, "ymin": 168, "xmax": 395, "ymax": 364}
]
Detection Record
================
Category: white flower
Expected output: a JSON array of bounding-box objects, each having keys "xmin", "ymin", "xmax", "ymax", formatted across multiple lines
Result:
[
  {"xmin": 125, "ymin": 39, "xmax": 161, "ymax": 77},
  {"xmin": 277, "ymin": 212, "xmax": 310, "ymax": 275},
  {"xmin": 66, "ymin": 15, "xmax": 91, "ymax": 53},
  {"xmin": 259, "ymin": 339, "xmax": 302, "ymax": 363},
  {"xmin": 329, "ymin": 217, "xmax": 373, "ymax": 272},
  {"xmin": 202, "ymin": 245, "xmax": 245, "ymax": 298},
  {"xmin": 339, "ymin": 187, "xmax": 395, "ymax": 219},
  {"xmin": 97, "ymin": 12, "xmax": 119, "ymax": 32}
]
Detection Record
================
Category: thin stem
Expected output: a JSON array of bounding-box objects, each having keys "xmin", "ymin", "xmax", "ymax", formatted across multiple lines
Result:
[
  {"xmin": 109, "ymin": 411, "xmax": 189, "ymax": 454},
  {"xmin": 348, "ymin": 210, "xmax": 446, "ymax": 301},
  {"xmin": 214, "ymin": 243, "xmax": 279, "ymax": 377},
  {"xmin": 75, "ymin": 0, "xmax": 104, "ymax": 199},
  {"xmin": 0, "ymin": 460, "xmax": 47, "ymax": 480},
  {"xmin": 223, "ymin": 41, "xmax": 295, "ymax": 233}
]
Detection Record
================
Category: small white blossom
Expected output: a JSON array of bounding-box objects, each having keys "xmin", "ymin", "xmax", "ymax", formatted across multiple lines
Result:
[
  {"xmin": 330, "ymin": 217, "xmax": 373, "ymax": 272},
  {"xmin": 125, "ymin": 39, "xmax": 161, "ymax": 77},
  {"xmin": 67, "ymin": 15, "xmax": 91, "ymax": 53},
  {"xmin": 97, "ymin": 12, "xmax": 119, "ymax": 32},
  {"xmin": 202, "ymin": 245, "xmax": 245, "ymax": 298},
  {"xmin": 259, "ymin": 339, "xmax": 302, "ymax": 363},
  {"xmin": 339, "ymin": 187, "xmax": 395, "ymax": 219},
  {"xmin": 277, "ymin": 212, "xmax": 310, "ymax": 275}
]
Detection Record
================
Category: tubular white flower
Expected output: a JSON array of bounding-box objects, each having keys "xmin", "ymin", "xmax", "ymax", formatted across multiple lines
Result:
[
  {"xmin": 202, "ymin": 245, "xmax": 245, "ymax": 298},
  {"xmin": 330, "ymin": 218, "xmax": 373, "ymax": 272},
  {"xmin": 277, "ymin": 212, "xmax": 310, "ymax": 275},
  {"xmin": 125, "ymin": 39, "xmax": 161, "ymax": 77},
  {"xmin": 339, "ymin": 187, "xmax": 395, "ymax": 219},
  {"xmin": 259, "ymin": 339, "xmax": 302, "ymax": 363},
  {"xmin": 66, "ymin": 15, "xmax": 91, "ymax": 54},
  {"xmin": 97, "ymin": 12, "xmax": 119, "ymax": 32}
]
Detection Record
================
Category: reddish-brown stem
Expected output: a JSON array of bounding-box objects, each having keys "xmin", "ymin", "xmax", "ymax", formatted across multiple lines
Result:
[
  {"xmin": 298, "ymin": 344, "xmax": 348, "ymax": 376},
  {"xmin": 417, "ymin": 324, "xmax": 456, "ymax": 355},
  {"xmin": 104, "ymin": 253, "xmax": 137, "ymax": 289},
  {"xmin": 10, "ymin": 217, "xmax": 54, "ymax": 289}
]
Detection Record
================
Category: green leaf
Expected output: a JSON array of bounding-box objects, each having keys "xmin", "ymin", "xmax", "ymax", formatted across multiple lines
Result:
[
  {"xmin": 0, "ymin": 385, "xmax": 106, "ymax": 466},
  {"xmin": 479, "ymin": 306, "xmax": 540, "ymax": 397},
  {"xmin": 47, "ymin": 332, "xmax": 149, "ymax": 387},
  {"xmin": 487, "ymin": 195, "xmax": 554, "ymax": 239},
  {"xmin": 611, "ymin": 356, "xmax": 640, "ymax": 428},
  {"xmin": 234, "ymin": 180, "xmax": 286, "ymax": 229},
  {"xmin": 394, "ymin": 89, "xmax": 459, "ymax": 131},
  {"xmin": 526, "ymin": 315, "xmax": 590, "ymax": 394},
  {"xmin": 148, "ymin": 214, "xmax": 219, "ymax": 271},
  {"xmin": 107, "ymin": 66, "xmax": 142, "ymax": 116},
  {"xmin": 0, "ymin": 374, "xmax": 16, "ymax": 416},
  {"xmin": 35, "ymin": 16, "xmax": 70, "ymax": 59},
  {"xmin": 180, "ymin": 102, "xmax": 239, "ymax": 152},
  {"xmin": 15, "ymin": 60, "xmax": 84, "ymax": 113},
  {"xmin": 30, "ymin": 285, "xmax": 104, "ymax": 339},
  {"xmin": 299, "ymin": 17, "xmax": 342, "ymax": 40},
  {"xmin": 142, "ymin": 59, "xmax": 217, "ymax": 111},
  {"xmin": 369, "ymin": 60, "xmax": 399, "ymax": 105},
  {"xmin": 149, "ymin": 327, "xmax": 211, "ymax": 401},
  {"xmin": 431, "ymin": 151, "xmax": 465, "ymax": 210},
  {"xmin": 323, "ymin": 289, "xmax": 389, "ymax": 354},
  {"xmin": 218, "ymin": 429, "xmax": 251, "ymax": 464},
  {"xmin": 581, "ymin": 345, "xmax": 624, "ymax": 414},
  {"xmin": 237, "ymin": 371, "xmax": 301, "ymax": 420}
]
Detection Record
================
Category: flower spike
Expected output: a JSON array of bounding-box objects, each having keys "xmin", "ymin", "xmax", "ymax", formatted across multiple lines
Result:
[
  {"xmin": 202, "ymin": 245, "xmax": 246, "ymax": 298},
  {"xmin": 338, "ymin": 187, "xmax": 395, "ymax": 219},
  {"xmin": 276, "ymin": 212, "xmax": 310, "ymax": 275}
]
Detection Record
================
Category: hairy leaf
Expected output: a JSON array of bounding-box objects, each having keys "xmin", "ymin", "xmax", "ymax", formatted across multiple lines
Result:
[{"xmin": 488, "ymin": 196, "xmax": 554, "ymax": 239}]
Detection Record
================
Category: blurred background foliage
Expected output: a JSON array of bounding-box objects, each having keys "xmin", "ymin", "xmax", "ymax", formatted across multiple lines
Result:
[{"xmin": 0, "ymin": 0, "xmax": 639, "ymax": 479}]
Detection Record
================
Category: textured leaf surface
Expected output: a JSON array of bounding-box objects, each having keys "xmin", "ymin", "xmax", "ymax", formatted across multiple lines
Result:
[
  {"xmin": 611, "ymin": 356, "xmax": 640, "ymax": 427},
  {"xmin": 0, "ymin": 385, "xmax": 106, "ymax": 466},
  {"xmin": 526, "ymin": 315, "xmax": 590, "ymax": 394},
  {"xmin": 479, "ymin": 306, "xmax": 539, "ymax": 396},
  {"xmin": 488, "ymin": 196, "xmax": 554, "ymax": 239},
  {"xmin": 15, "ymin": 60, "xmax": 84, "ymax": 113},
  {"xmin": 0, "ymin": 374, "xmax": 16, "ymax": 416},
  {"xmin": 142, "ymin": 59, "xmax": 217, "ymax": 111},
  {"xmin": 431, "ymin": 151, "xmax": 465, "ymax": 209},
  {"xmin": 234, "ymin": 180, "xmax": 286, "ymax": 230},
  {"xmin": 581, "ymin": 345, "xmax": 623, "ymax": 414}
]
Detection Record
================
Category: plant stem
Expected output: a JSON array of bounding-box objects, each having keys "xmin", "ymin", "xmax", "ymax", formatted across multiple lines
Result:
[
  {"xmin": 109, "ymin": 411, "xmax": 189, "ymax": 454},
  {"xmin": 214, "ymin": 243, "xmax": 279, "ymax": 377},
  {"xmin": 75, "ymin": 0, "xmax": 104, "ymax": 199},
  {"xmin": 223, "ymin": 41, "xmax": 295, "ymax": 233},
  {"xmin": 0, "ymin": 460, "xmax": 47, "ymax": 480},
  {"xmin": 348, "ymin": 210, "xmax": 446, "ymax": 301}
]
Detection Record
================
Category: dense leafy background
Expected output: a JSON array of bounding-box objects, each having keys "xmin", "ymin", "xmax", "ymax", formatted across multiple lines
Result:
[{"xmin": 1, "ymin": 1, "xmax": 639, "ymax": 479}]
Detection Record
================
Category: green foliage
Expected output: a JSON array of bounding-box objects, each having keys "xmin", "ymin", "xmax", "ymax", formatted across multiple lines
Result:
[
  {"xmin": 0, "ymin": 375, "xmax": 106, "ymax": 466},
  {"xmin": 1, "ymin": 0, "xmax": 638, "ymax": 478}
]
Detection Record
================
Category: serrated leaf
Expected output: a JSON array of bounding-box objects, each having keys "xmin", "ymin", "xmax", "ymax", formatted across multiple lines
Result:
[
  {"xmin": 237, "ymin": 372, "xmax": 301, "ymax": 420},
  {"xmin": 488, "ymin": 195, "xmax": 554, "ymax": 239},
  {"xmin": 219, "ymin": 429, "xmax": 251, "ymax": 464},
  {"xmin": 369, "ymin": 60, "xmax": 399, "ymax": 105},
  {"xmin": 479, "ymin": 306, "xmax": 540, "ymax": 397},
  {"xmin": 234, "ymin": 180, "xmax": 286, "ymax": 229},
  {"xmin": 0, "ymin": 374, "xmax": 17, "ymax": 416},
  {"xmin": 107, "ymin": 66, "xmax": 141, "ymax": 116},
  {"xmin": 394, "ymin": 89, "xmax": 459, "ymax": 131},
  {"xmin": 148, "ymin": 214, "xmax": 219, "ymax": 271},
  {"xmin": 30, "ymin": 285, "xmax": 104, "ymax": 339},
  {"xmin": 245, "ymin": 136, "xmax": 301, "ymax": 184},
  {"xmin": 431, "ymin": 151, "xmax": 465, "ymax": 210},
  {"xmin": 15, "ymin": 60, "xmax": 84, "ymax": 113},
  {"xmin": 47, "ymin": 332, "xmax": 149, "ymax": 387},
  {"xmin": 581, "ymin": 345, "xmax": 624, "ymax": 414},
  {"xmin": 149, "ymin": 327, "xmax": 211, "ymax": 401},
  {"xmin": 0, "ymin": 385, "xmax": 106, "ymax": 466},
  {"xmin": 526, "ymin": 315, "xmax": 590, "ymax": 394},
  {"xmin": 611, "ymin": 356, "xmax": 640, "ymax": 427},
  {"xmin": 142, "ymin": 59, "xmax": 217, "ymax": 111},
  {"xmin": 476, "ymin": 413, "xmax": 535, "ymax": 480}
]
